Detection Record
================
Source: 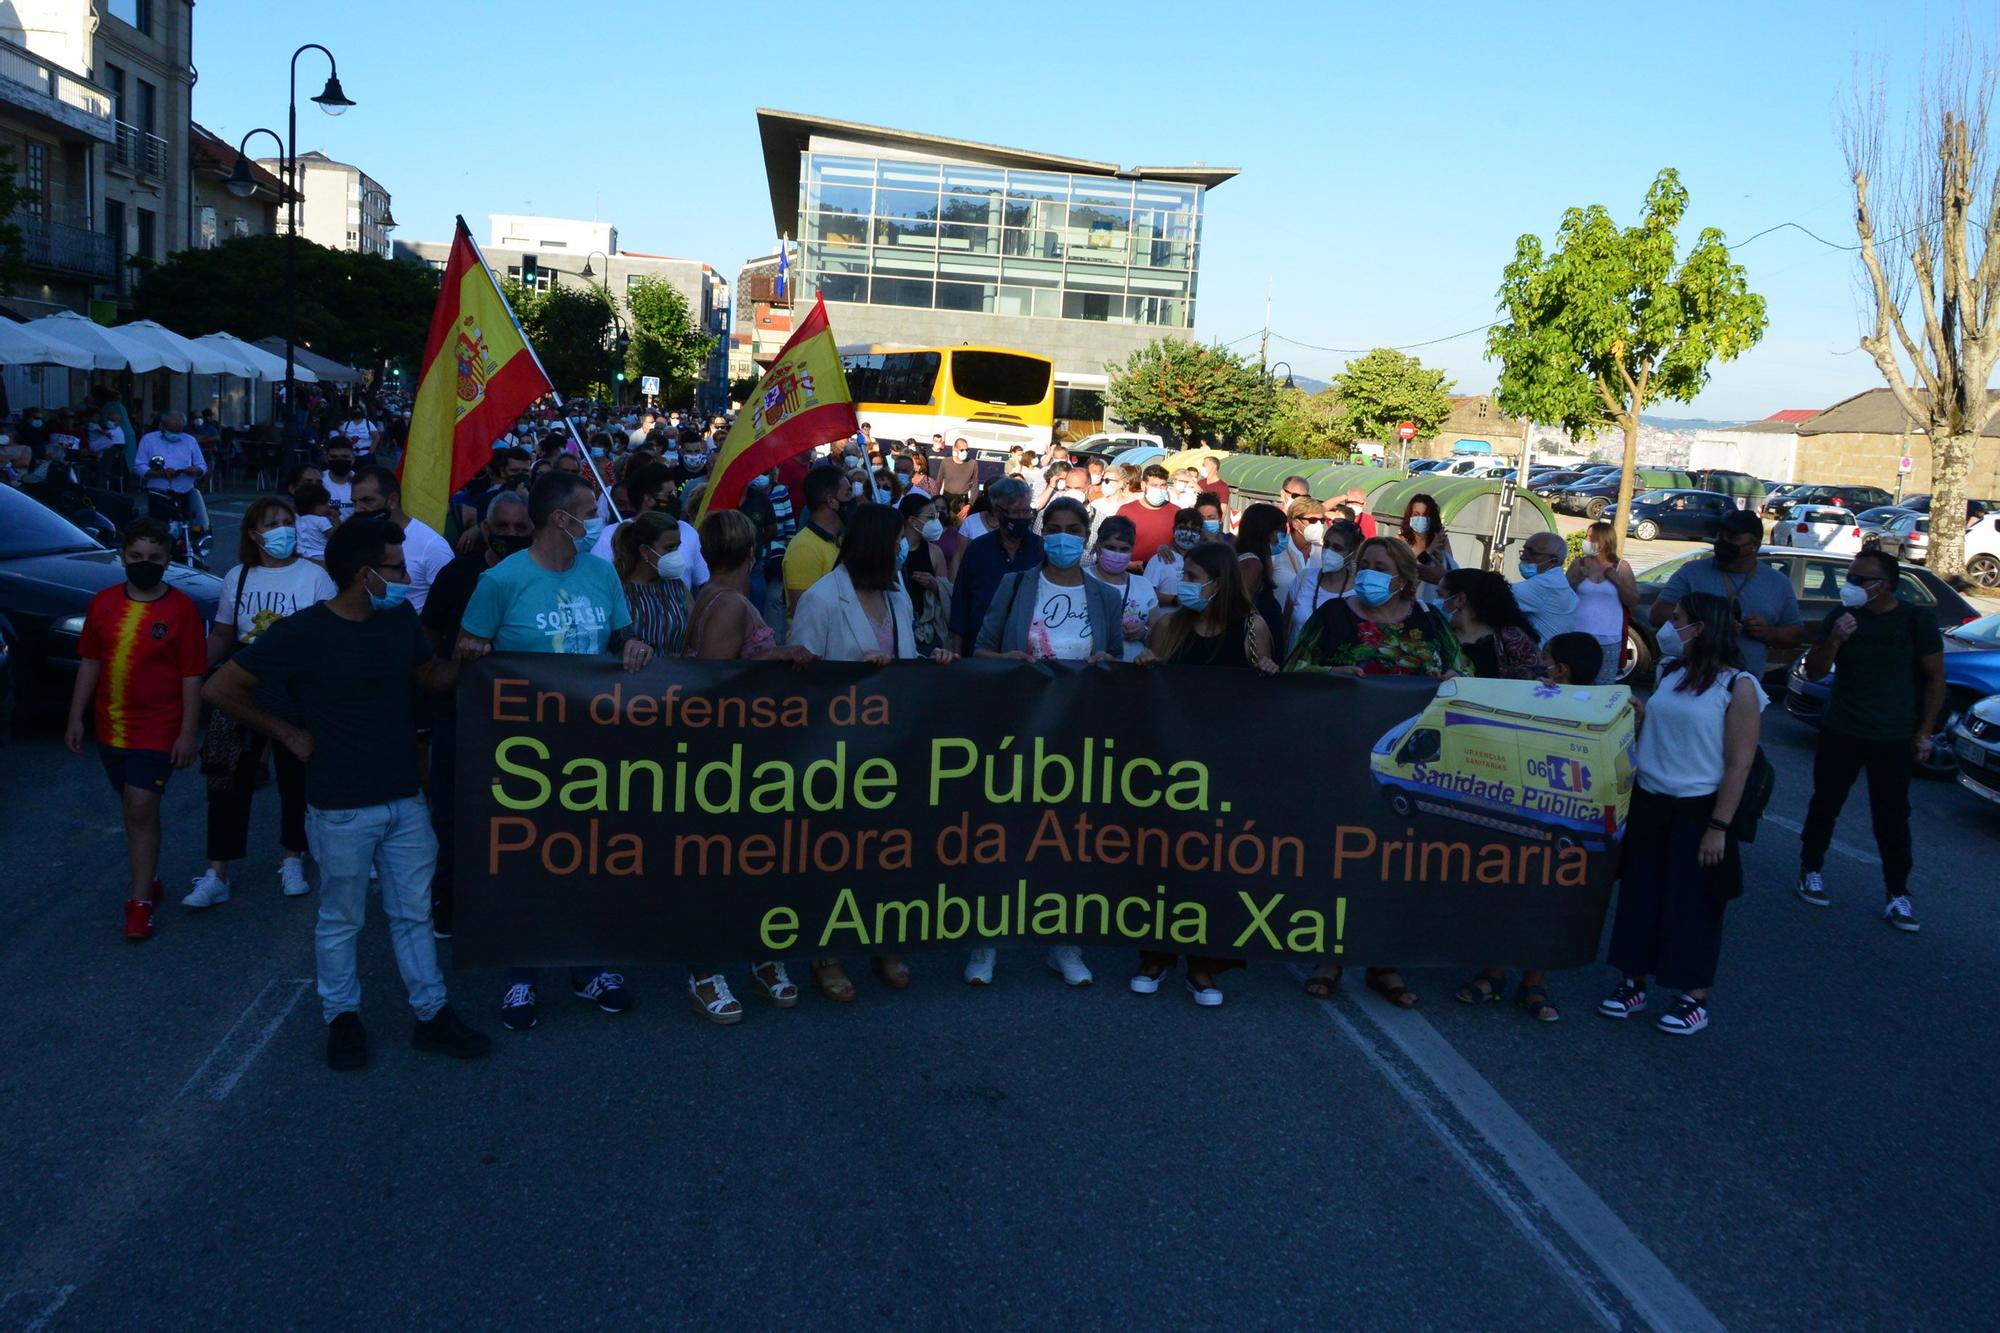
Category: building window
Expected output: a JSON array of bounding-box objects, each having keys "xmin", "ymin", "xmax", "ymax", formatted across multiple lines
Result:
[
  {"xmin": 346, "ymin": 230, "xmax": 358, "ymax": 247},
  {"xmin": 110, "ymin": 0, "xmax": 153, "ymax": 32},
  {"xmin": 21, "ymin": 141, "xmax": 46, "ymax": 216},
  {"xmin": 198, "ymin": 206, "xmax": 217, "ymax": 249},
  {"xmin": 136, "ymin": 79, "xmax": 156, "ymax": 134},
  {"xmin": 105, "ymin": 63, "xmax": 126, "ymax": 122},
  {"xmin": 136, "ymin": 207, "xmax": 156, "ymax": 261}
]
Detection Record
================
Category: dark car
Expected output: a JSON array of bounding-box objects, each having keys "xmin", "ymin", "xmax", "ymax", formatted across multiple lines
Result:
[
  {"xmin": 1621, "ymin": 544, "xmax": 1979, "ymax": 686},
  {"xmin": 1608, "ymin": 488, "xmax": 1737, "ymax": 542},
  {"xmin": 0, "ymin": 485, "xmax": 221, "ymax": 722},
  {"xmin": 1551, "ymin": 477, "xmax": 1627, "ymax": 518},
  {"xmin": 1785, "ymin": 611, "xmax": 2000, "ymax": 779},
  {"xmin": 1760, "ymin": 483, "xmax": 1894, "ymax": 523},
  {"xmin": 1894, "ymin": 493, "xmax": 1996, "ymax": 519}
]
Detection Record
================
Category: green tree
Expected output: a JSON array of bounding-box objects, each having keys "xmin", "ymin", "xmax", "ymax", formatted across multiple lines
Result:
[
  {"xmin": 503, "ymin": 278, "xmax": 616, "ymax": 398},
  {"xmin": 1105, "ymin": 337, "xmax": 1267, "ymax": 447},
  {"xmin": 1328, "ymin": 349, "xmax": 1455, "ymax": 463},
  {"xmin": 133, "ymin": 234, "xmax": 439, "ymax": 369},
  {"xmin": 0, "ymin": 147, "xmax": 30, "ymax": 293},
  {"xmin": 624, "ymin": 275, "xmax": 714, "ymax": 403},
  {"xmin": 1264, "ymin": 386, "xmax": 1356, "ymax": 459},
  {"xmin": 1488, "ymin": 168, "xmax": 1766, "ymax": 555}
]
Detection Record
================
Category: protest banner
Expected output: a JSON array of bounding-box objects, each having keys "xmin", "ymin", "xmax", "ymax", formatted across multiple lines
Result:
[{"xmin": 453, "ymin": 657, "xmax": 1635, "ymax": 969}]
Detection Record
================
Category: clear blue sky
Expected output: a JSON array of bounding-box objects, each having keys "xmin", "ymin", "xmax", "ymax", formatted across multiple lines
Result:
[{"xmin": 190, "ymin": 0, "xmax": 1985, "ymax": 420}]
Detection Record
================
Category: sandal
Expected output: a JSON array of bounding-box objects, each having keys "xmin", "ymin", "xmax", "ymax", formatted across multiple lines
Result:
[
  {"xmin": 810, "ymin": 959, "xmax": 855, "ymax": 1004},
  {"xmin": 1455, "ymin": 969, "xmax": 1508, "ymax": 1005},
  {"xmin": 1366, "ymin": 967, "xmax": 1420, "ymax": 1009},
  {"xmin": 687, "ymin": 973, "xmax": 744, "ymax": 1025},
  {"xmin": 1517, "ymin": 985, "xmax": 1561, "ymax": 1023},
  {"xmin": 1303, "ymin": 965, "xmax": 1344, "ymax": 999},
  {"xmin": 870, "ymin": 955, "xmax": 912, "ymax": 990},
  {"xmin": 751, "ymin": 961, "xmax": 798, "ymax": 1008}
]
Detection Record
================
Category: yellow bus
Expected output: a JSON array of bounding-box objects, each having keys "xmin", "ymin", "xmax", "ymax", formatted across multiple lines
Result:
[{"xmin": 839, "ymin": 344, "xmax": 1055, "ymax": 457}]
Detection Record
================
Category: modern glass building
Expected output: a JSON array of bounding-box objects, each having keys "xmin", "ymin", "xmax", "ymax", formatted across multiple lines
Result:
[{"xmin": 756, "ymin": 110, "xmax": 1235, "ymax": 387}]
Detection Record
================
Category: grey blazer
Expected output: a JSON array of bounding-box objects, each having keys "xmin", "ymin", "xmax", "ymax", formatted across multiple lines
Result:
[{"xmin": 975, "ymin": 569, "xmax": 1124, "ymax": 657}]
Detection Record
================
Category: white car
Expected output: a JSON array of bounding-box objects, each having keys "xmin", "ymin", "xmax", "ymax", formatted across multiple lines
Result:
[{"xmin": 1773, "ymin": 505, "xmax": 1866, "ymax": 555}]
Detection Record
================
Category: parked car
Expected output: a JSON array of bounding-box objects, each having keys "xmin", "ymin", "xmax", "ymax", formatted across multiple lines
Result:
[
  {"xmin": 1770, "ymin": 505, "xmax": 1867, "ymax": 555},
  {"xmin": 1853, "ymin": 505, "xmax": 1917, "ymax": 544},
  {"xmin": 1608, "ymin": 488, "xmax": 1738, "ymax": 542},
  {"xmin": 1875, "ymin": 511, "xmax": 1931, "ymax": 563},
  {"xmin": 1894, "ymin": 494, "xmax": 1996, "ymax": 519},
  {"xmin": 1786, "ymin": 611, "xmax": 2000, "ymax": 779},
  {"xmin": 1069, "ymin": 432, "xmax": 1164, "ymax": 459},
  {"xmin": 1953, "ymin": 693, "xmax": 2000, "ymax": 804},
  {"xmin": 0, "ymin": 484, "xmax": 221, "ymax": 724},
  {"xmin": 1760, "ymin": 483, "xmax": 1895, "ymax": 522},
  {"xmin": 1625, "ymin": 545, "xmax": 1979, "ymax": 686}
]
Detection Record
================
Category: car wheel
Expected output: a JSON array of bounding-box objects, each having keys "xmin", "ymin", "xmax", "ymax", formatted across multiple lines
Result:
[
  {"xmin": 1618, "ymin": 624, "xmax": 1655, "ymax": 686},
  {"xmin": 1586, "ymin": 497, "xmax": 1609, "ymax": 519},
  {"xmin": 1969, "ymin": 553, "xmax": 2000, "ymax": 588},
  {"xmin": 1634, "ymin": 520, "xmax": 1660, "ymax": 542},
  {"xmin": 1388, "ymin": 791, "xmax": 1413, "ymax": 817}
]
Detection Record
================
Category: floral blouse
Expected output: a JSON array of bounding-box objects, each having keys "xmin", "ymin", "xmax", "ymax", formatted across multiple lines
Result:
[{"xmin": 1284, "ymin": 598, "xmax": 1466, "ymax": 677}]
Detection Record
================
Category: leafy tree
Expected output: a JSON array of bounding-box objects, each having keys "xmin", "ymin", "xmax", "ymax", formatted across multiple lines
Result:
[
  {"xmin": 1488, "ymin": 168, "xmax": 1765, "ymax": 554},
  {"xmin": 624, "ymin": 275, "xmax": 714, "ymax": 403},
  {"xmin": 503, "ymin": 278, "xmax": 616, "ymax": 398},
  {"xmin": 1328, "ymin": 349, "xmax": 1455, "ymax": 463},
  {"xmin": 133, "ymin": 234, "xmax": 438, "ymax": 369},
  {"xmin": 1263, "ymin": 386, "xmax": 1356, "ymax": 459},
  {"xmin": 728, "ymin": 373, "xmax": 760, "ymax": 406},
  {"xmin": 1105, "ymin": 337, "xmax": 1267, "ymax": 447},
  {"xmin": 0, "ymin": 148, "xmax": 29, "ymax": 293},
  {"xmin": 1847, "ymin": 54, "xmax": 2000, "ymax": 581}
]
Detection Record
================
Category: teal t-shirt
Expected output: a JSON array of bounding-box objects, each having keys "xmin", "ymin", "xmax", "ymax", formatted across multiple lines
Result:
[{"xmin": 459, "ymin": 547, "xmax": 631, "ymax": 655}]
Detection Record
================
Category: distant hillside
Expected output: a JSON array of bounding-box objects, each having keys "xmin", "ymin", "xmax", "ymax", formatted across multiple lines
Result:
[{"xmin": 1640, "ymin": 416, "xmax": 1751, "ymax": 431}]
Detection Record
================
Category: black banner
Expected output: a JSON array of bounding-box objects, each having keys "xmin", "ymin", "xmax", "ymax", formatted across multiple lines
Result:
[{"xmin": 453, "ymin": 656, "xmax": 1635, "ymax": 969}]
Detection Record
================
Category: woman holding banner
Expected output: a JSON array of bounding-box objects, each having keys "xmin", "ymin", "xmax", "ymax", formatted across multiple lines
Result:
[
  {"xmin": 1129, "ymin": 541, "xmax": 1281, "ymax": 1006},
  {"xmin": 613, "ymin": 513, "xmax": 693, "ymax": 657},
  {"xmin": 1286, "ymin": 536, "xmax": 1465, "ymax": 1008},
  {"xmin": 967, "ymin": 495, "xmax": 1125, "ymax": 989},
  {"xmin": 789, "ymin": 504, "xmax": 956, "ymax": 1001}
]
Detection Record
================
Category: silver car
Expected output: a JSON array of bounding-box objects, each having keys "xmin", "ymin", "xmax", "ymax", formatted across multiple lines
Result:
[
  {"xmin": 1954, "ymin": 694, "xmax": 2000, "ymax": 804},
  {"xmin": 1877, "ymin": 511, "xmax": 1932, "ymax": 563}
]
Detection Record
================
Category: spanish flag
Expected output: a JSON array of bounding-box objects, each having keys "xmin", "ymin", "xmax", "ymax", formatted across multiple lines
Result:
[
  {"xmin": 694, "ymin": 294, "xmax": 857, "ymax": 521},
  {"xmin": 400, "ymin": 217, "xmax": 554, "ymax": 529}
]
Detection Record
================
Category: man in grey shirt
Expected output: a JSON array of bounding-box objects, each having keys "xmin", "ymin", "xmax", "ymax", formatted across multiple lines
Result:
[{"xmin": 1648, "ymin": 508, "xmax": 1803, "ymax": 677}]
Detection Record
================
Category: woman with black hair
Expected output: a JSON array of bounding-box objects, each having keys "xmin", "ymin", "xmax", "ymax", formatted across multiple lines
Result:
[
  {"xmin": 1439, "ymin": 567, "xmax": 1540, "ymax": 680},
  {"xmin": 1599, "ymin": 591, "xmax": 1762, "ymax": 1036},
  {"xmin": 1400, "ymin": 492, "xmax": 1456, "ymax": 604},
  {"xmin": 1232, "ymin": 501, "xmax": 1290, "ymax": 643}
]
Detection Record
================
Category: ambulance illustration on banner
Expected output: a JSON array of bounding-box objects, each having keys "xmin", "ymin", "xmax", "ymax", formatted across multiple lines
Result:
[{"xmin": 1368, "ymin": 678, "xmax": 1637, "ymax": 852}]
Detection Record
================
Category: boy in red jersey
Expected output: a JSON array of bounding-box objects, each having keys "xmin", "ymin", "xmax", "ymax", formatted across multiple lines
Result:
[{"xmin": 65, "ymin": 518, "xmax": 206, "ymax": 940}]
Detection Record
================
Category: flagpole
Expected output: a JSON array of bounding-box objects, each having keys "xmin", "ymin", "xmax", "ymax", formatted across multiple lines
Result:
[{"xmin": 457, "ymin": 215, "xmax": 624, "ymax": 522}]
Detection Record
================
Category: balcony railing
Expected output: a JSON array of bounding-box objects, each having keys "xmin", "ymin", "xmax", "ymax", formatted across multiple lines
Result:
[
  {"xmin": 0, "ymin": 38, "xmax": 115, "ymax": 141},
  {"xmin": 10, "ymin": 211, "xmax": 116, "ymax": 282},
  {"xmin": 111, "ymin": 120, "xmax": 168, "ymax": 178}
]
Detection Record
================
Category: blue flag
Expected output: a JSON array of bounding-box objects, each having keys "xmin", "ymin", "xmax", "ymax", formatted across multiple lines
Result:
[{"xmin": 776, "ymin": 243, "xmax": 788, "ymax": 300}]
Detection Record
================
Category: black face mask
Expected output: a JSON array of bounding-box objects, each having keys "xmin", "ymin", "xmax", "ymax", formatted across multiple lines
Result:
[
  {"xmin": 1713, "ymin": 537, "xmax": 1743, "ymax": 563},
  {"xmin": 328, "ymin": 460, "xmax": 352, "ymax": 479},
  {"xmin": 487, "ymin": 533, "xmax": 529, "ymax": 558},
  {"xmin": 1002, "ymin": 515, "xmax": 1033, "ymax": 541},
  {"xmin": 126, "ymin": 559, "xmax": 167, "ymax": 591}
]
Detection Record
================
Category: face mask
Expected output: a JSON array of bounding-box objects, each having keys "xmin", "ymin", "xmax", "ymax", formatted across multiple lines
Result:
[
  {"xmin": 685, "ymin": 454, "xmax": 708, "ymax": 472},
  {"xmin": 843, "ymin": 482, "xmax": 862, "ymax": 502},
  {"xmin": 656, "ymin": 548, "xmax": 691, "ymax": 582},
  {"xmin": 1354, "ymin": 569, "xmax": 1395, "ymax": 606},
  {"xmin": 1656, "ymin": 621, "xmax": 1687, "ymax": 658},
  {"xmin": 368, "ymin": 570, "xmax": 410, "ymax": 612},
  {"xmin": 1272, "ymin": 533, "xmax": 1290, "ymax": 556},
  {"xmin": 1053, "ymin": 479, "xmax": 1068, "ymax": 491},
  {"xmin": 162, "ymin": 431, "xmax": 181, "ymax": 442},
  {"xmin": 920, "ymin": 518, "xmax": 944, "ymax": 542},
  {"xmin": 895, "ymin": 536, "xmax": 910, "ymax": 567},
  {"xmin": 1146, "ymin": 486, "xmax": 1168, "ymax": 505},
  {"xmin": 748, "ymin": 473, "xmax": 771, "ymax": 490},
  {"xmin": 1839, "ymin": 581, "xmax": 1871, "ymax": 608},
  {"xmin": 1097, "ymin": 549, "xmax": 1132, "ymax": 575},
  {"xmin": 488, "ymin": 532, "xmax": 529, "ymax": 558},
  {"xmin": 258, "ymin": 526, "xmax": 298, "ymax": 560},
  {"xmin": 328, "ymin": 460, "xmax": 352, "ymax": 479},
  {"xmin": 1408, "ymin": 515, "xmax": 1432, "ymax": 535},
  {"xmin": 1712, "ymin": 537, "xmax": 1742, "ymax": 562},
  {"xmin": 955, "ymin": 449, "xmax": 969, "ymax": 460},
  {"xmin": 1201, "ymin": 519, "xmax": 1221, "ymax": 534},
  {"xmin": 125, "ymin": 559, "xmax": 167, "ymax": 591},
  {"xmin": 1177, "ymin": 582, "xmax": 1212, "ymax": 612},
  {"xmin": 1002, "ymin": 515, "xmax": 1033, "ymax": 541},
  {"xmin": 1044, "ymin": 532, "xmax": 1086, "ymax": 568},
  {"xmin": 1173, "ymin": 529, "xmax": 1201, "ymax": 552},
  {"xmin": 1320, "ymin": 549, "xmax": 1348, "ymax": 574},
  {"xmin": 1305, "ymin": 521, "xmax": 1326, "ymax": 545},
  {"xmin": 1172, "ymin": 486, "xmax": 1196, "ymax": 505},
  {"xmin": 568, "ymin": 513, "xmax": 602, "ymax": 553},
  {"xmin": 1518, "ymin": 558, "xmax": 1541, "ymax": 579},
  {"xmin": 591, "ymin": 447, "xmax": 607, "ymax": 460}
]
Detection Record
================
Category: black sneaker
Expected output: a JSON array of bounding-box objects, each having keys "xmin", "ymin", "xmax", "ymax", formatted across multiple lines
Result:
[
  {"xmin": 411, "ymin": 1004, "xmax": 492, "ymax": 1060},
  {"xmin": 1656, "ymin": 993, "xmax": 1710, "ymax": 1036},
  {"xmin": 573, "ymin": 971, "xmax": 632, "ymax": 1014},
  {"xmin": 1596, "ymin": 978, "xmax": 1647, "ymax": 1020},
  {"xmin": 500, "ymin": 982, "xmax": 538, "ymax": 1032},
  {"xmin": 326, "ymin": 1012, "xmax": 368, "ymax": 1071},
  {"xmin": 1882, "ymin": 895, "xmax": 1921, "ymax": 933},
  {"xmin": 1795, "ymin": 871, "xmax": 1830, "ymax": 908}
]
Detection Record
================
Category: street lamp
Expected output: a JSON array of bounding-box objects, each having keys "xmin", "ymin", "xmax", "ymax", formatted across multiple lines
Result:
[
  {"xmin": 578, "ymin": 250, "xmax": 610, "ymax": 282},
  {"xmin": 280, "ymin": 42, "xmax": 354, "ymax": 459},
  {"xmin": 1268, "ymin": 360, "xmax": 1296, "ymax": 392}
]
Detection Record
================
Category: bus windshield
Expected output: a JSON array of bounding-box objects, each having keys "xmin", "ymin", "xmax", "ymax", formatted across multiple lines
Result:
[
  {"xmin": 842, "ymin": 351, "xmax": 941, "ymax": 406},
  {"xmin": 951, "ymin": 351, "xmax": 1052, "ymax": 406}
]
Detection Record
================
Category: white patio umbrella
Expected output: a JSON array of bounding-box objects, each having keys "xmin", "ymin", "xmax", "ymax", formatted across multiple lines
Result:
[
  {"xmin": 196, "ymin": 332, "xmax": 318, "ymax": 383},
  {"xmin": 118, "ymin": 320, "xmax": 256, "ymax": 377},
  {"xmin": 0, "ymin": 318, "xmax": 96, "ymax": 369},
  {"xmin": 22, "ymin": 309, "xmax": 177, "ymax": 372}
]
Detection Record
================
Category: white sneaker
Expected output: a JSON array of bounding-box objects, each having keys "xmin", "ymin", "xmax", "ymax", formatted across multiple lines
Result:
[
  {"xmin": 1186, "ymin": 976, "xmax": 1224, "ymax": 1007},
  {"xmin": 182, "ymin": 870, "xmax": 230, "ymax": 908},
  {"xmin": 963, "ymin": 948, "xmax": 996, "ymax": 986},
  {"xmin": 1046, "ymin": 946, "xmax": 1092, "ymax": 987},
  {"xmin": 1130, "ymin": 968, "xmax": 1164, "ymax": 994},
  {"xmin": 279, "ymin": 858, "xmax": 311, "ymax": 897}
]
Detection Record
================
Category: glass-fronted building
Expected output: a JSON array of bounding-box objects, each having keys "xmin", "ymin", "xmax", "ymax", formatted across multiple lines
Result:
[{"xmin": 757, "ymin": 110, "xmax": 1234, "ymax": 388}]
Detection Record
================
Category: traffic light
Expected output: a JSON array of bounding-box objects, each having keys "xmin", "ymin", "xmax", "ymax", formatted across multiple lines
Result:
[
  {"xmin": 390, "ymin": 366, "xmax": 401, "ymax": 379},
  {"xmin": 615, "ymin": 371, "xmax": 625, "ymax": 383},
  {"xmin": 521, "ymin": 253, "xmax": 539, "ymax": 288}
]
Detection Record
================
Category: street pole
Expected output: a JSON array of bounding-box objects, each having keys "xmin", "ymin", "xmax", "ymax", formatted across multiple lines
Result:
[{"xmin": 283, "ymin": 43, "xmax": 352, "ymax": 464}]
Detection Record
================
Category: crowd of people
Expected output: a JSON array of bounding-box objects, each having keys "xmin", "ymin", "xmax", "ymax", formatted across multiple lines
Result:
[{"xmin": 49, "ymin": 407, "xmax": 1948, "ymax": 1067}]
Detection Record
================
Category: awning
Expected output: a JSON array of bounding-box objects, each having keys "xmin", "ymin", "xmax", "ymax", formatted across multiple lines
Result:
[
  {"xmin": 252, "ymin": 337, "xmax": 366, "ymax": 384},
  {"xmin": 117, "ymin": 320, "xmax": 258, "ymax": 377},
  {"xmin": 0, "ymin": 318, "xmax": 97, "ymax": 370},
  {"xmin": 195, "ymin": 333, "xmax": 318, "ymax": 383},
  {"xmin": 21, "ymin": 309, "xmax": 180, "ymax": 372}
]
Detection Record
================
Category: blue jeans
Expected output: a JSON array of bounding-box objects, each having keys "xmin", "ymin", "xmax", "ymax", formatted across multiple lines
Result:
[{"xmin": 306, "ymin": 796, "xmax": 446, "ymax": 1024}]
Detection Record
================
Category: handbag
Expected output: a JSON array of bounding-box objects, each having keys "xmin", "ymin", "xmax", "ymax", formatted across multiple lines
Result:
[{"xmin": 1726, "ymin": 671, "xmax": 1776, "ymax": 844}]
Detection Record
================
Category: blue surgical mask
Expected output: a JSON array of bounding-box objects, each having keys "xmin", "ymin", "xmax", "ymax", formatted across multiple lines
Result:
[
  {"xmin": 1202, "ymin": 519, "xmax": 1221, "ymax": 534},
  {"xmin": 567, "ymin": 512, "xmax": 602, "ymax": 553},
  {"xmin": 748, "ymin": 473, "xmax": 771, "ymax": 490},
  {"xmin": 1354, "ymin": 569, "xmax": 1395, "ymax": 606},
  {"xmin": 1145, "ymin": 486, "xmax": 1168, "ymax": 505},
  {"xmin": 1408, "ymin": 515, "xmax": 1432, "ymax": 535},
  {"xmin": 1177, "ymin": 581, "xmax": 1212, "ymax": 612},
  {"xmin": 1044, "ymin": 532, "xmax": 1086, "ymax": 568},
  {"xmin": 1518, "ymin": 558, "xmax": 1541, "ymax": 579},
  {"xmin": 1272, "ymin": 533, "xmax": 1290, "ymax": 556},
  {"xmin": 896, "ymin": 536, "xmax": 910, "ymax": 567},
  {"xmin": 258, "ymin": 526, "xmax": 298, "ymax": 560},
  {"xmin": 368, "ymin": 570, "xmax": 410, "ymax": 612}
]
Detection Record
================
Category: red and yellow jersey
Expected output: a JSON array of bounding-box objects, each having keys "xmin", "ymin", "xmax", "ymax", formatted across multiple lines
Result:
[{"xmin": 77, "ymin": 584, "xmax": 206, "ymax": 751}]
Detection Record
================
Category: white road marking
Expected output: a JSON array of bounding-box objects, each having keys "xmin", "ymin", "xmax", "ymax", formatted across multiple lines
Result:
[
  {"xmin": 0, "ymin": 1285, "xmax": 76, "ymax": 1332},
  {"xmin": 1296, "ymin": 966, "xmax": 1726, "ymax": 1333},
  {"xmin": 1759, "ymin": 813, "xmax": 1875, "ymax": 866},
  {"xmin": 177, "ymin": 978, "xmax": 312, "ymax": 1102}
]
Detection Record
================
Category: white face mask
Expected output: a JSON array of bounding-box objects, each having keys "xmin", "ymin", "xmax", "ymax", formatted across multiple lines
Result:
[
  {"xmin": 1656, "ymin": 621, "xmax": 1689, "ymax": 659},
  {"xmin": 1305, "ymin": 521, "xmax": 1326, "ymax": 545},
  {"xmin": 920, "ymin": 518, "xmax": 944, "ymax": 542},
  {"xmin": 655, "ymin": 548, "xmax": 690, "ymax": 582}
]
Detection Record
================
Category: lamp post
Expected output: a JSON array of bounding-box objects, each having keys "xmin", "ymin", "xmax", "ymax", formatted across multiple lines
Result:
[
  {"xmin": 577, "ymin": 250, "xmax": 610, "ymax": 284},
  {"xmin": 1257, "ymin": 361, "xmax": 1295, "ymax": 456},
  {"xmin": 278, "ymin": 43, "xmax": 354, "ymax": 459},
  {"xmin": 226, "ymin": 129, "xmax": 286, "ymax": 436}
]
